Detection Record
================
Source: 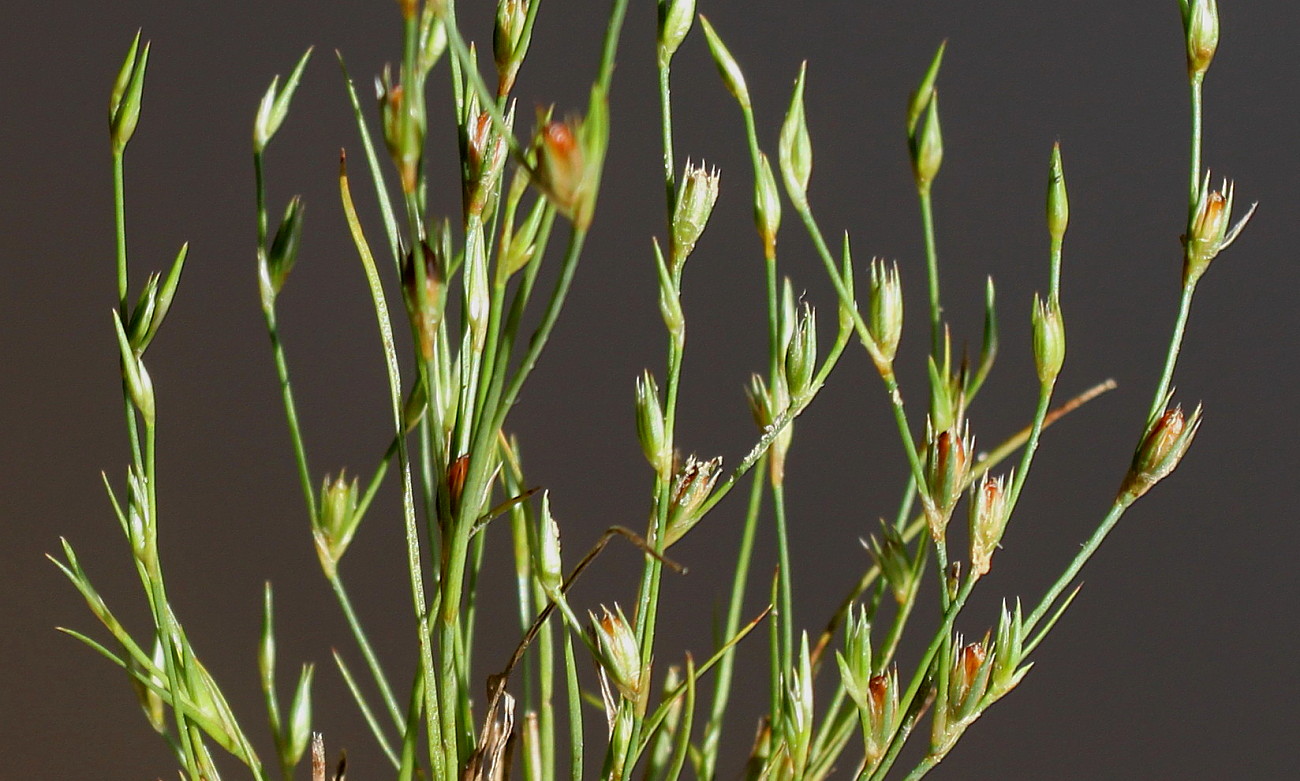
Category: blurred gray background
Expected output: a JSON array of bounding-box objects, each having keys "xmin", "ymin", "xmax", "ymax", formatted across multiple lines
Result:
[{"xmin": 3, "ymin": 1, "xmax": 1296, "ymax": 777}]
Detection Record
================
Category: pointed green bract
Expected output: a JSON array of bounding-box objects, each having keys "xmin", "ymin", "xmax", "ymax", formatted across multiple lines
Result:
[
  {"xmin": 254, "ymin": 47, "xmax": 314, "ymax": 153},
  {"xmin": 779, "ymin": 62, "xmax": 812, "ymax": 209}
]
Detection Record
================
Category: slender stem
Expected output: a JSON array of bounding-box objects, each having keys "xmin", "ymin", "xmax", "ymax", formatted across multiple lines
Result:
[
  {"xmin": 1026, "ymin": 501, "xmax": 1128, "ymax": 632},
  {"xmin": 658, "ymin": 63, "xmax": 676, "ymax": 225},
  {"xmin": 772, "ymin": 483, "xmax": 794, "ymax": 674},
  {"xmin": 263, "ymin": 310, "xmax": 317, "ymax": 522},
  {"xmin": 328, "ymin": 574, "xmax": 404, "ymax": 728},
  {"xmin": 901, "ymin": 754, "xmax": 940, "ymax": 781},
  {"xmin": 113, "ymin": 152, "xmax": 144, "ymax": 470},
  {"xmin": 114, "ymin": 153, "xmax": 130, "ymax": 313},
  {"xmin": 1147, "ymin": 282, "xmax": 1197, "ymax": 422},
  {"xmin": 142, "ymin": 425, "xmax": 202, "ymax": 779},
  {"xmin": 918, "ymin": 187, "xmax": 942, "ymax": 358},
  {"xmin": 699, "ymin": 464, "xmax": 765, "ymax": 780},
  {"xmin": 1188, "ymin": 73, "xmax": 1204, "ymax": 212},
  {"xmin": 564, "ymin": 630, "xmax": 583, "ymax": 781}
]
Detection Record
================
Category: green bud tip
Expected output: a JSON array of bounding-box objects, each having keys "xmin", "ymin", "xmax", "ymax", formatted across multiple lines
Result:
[{"xmin": 1047, "ymin": 142, "xmax": 1069, "ymax": 241}]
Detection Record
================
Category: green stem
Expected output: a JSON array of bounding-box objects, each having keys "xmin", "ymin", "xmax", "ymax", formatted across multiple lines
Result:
[
  {"xmin": 772, "ymin": 483, "xmax": 794, "ymax": 675},
  {"xmin": 1188, "ymin": 73, "xmax": 1204, "ymax": 212},
  {"xmin": 1147, "ymin": 282, "xmax": 1196, "ymax": 423},
  {"xmin": 1026, "ymin": 501, "xmax": 1128, "ymax": 632},
  {"xmin": 918, "ymin": 187, "xmax": 942, "ymax": 359},
  {"xmin": 328, "ymin": 575, "xmax": 404, "ymax": 728},
  {"xmin": 698, "ymin": 464, "xmax": 765, "ymax": 780},
  {"xmin": 142, "ymin": 425, "xmax": 202, "ymax": 779},
  {"xmin": 113, "ymin": 152, "xmax": 144, "ymax": 470}
]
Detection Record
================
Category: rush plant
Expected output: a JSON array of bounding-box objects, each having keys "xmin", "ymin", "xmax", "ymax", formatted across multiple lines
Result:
[{"xmin": 55, "ymin": 1, "xmax": 1252, "ymax": 779}]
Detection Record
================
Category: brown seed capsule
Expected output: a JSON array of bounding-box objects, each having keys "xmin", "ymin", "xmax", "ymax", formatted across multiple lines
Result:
[{"xmin": 1119, "ymin": 404, "xmax": 1202, "ymax": 502}]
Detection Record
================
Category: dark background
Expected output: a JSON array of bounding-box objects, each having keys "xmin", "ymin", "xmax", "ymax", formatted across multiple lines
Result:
[{"xmin": 3, "ymin": 1, "xmax": 1295, "ymax": 778}]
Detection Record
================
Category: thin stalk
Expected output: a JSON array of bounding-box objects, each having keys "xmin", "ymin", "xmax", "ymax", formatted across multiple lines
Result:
[
  {"xmin": 564, "ymin": 630, "xmax": 583, "ymax": 781},
  {"xmin": 1025, "ymin": 501, "xmax": 1128, "ymax": 632},
  {"xmin": 328, "ymin": 574, "xmax": 404, "ymax": 728},
  {"xmin": 698, "ymin": 464, "xmax": 765, "ymax": 780},
  {"xmin": 113, "ymin": 152, "xmax": 144, "ymax": 470},
  {"xmin": 1188, "ymin": 74, "xmax": 1204, "ymax": 212},
  {"xmin": 772, "ymin": 483, "xmax": 794, "ymax": 674},
  {"xmin": 1146, "ymin": 282, "xmax": 1196, "ymax": 423},
  {"xmin": 918, "ymin": 187, "xmax": 942, "ymax": 359},
  {"xmin": 142, "ymin": 425, "xmax": 202, "ymax": 779}
]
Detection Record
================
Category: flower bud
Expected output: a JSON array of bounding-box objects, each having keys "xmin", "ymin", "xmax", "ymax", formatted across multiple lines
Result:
[
  {"xmin": 493, "ymin": 1, "xmax": 528, "ymax": 93},
  {"xmin": 465, "ymin": 104, "xmax": 513, "ymax": 218},
  {"xmin": 589, "ymin": 604, "xmax": 645, "ymax": 702},
  {"xmin": 635, "ymin": 372, "xmax": 671, "ymax": 478},
  {"xmin": 864, "ymin": 522, "xmax": 916, "ymax": 605},
  {"xmin": 911, "ymin": 94, "xmax": 943, "ymax": 190},
  {"xmin": 754, "ymin": 152, "xmax": 782, "ymax": 258},
  {"xmin": 314, "ymin": 471, "xmax": 360, "ymax": 578},
  {"xmin": 927, "ymin": 330, "xmax": 964, "ymax": 433},
  {"xmin": 283, "ymin": 664, "xmax": 315, "ymax": 769},
  {"xmin": 258, "ymin": 584, "xmax": 277, "ymax": 708},
  {"xmin": 1183, "ymin": 0, "xmax": 1219, "ymax": 77},
  {"xmin": 969, "ymin": 471, "xmax": 1010, "ymax": 577},
  {"xmin": 465, "ymin": 226, "xmax": 490, "ymax": 352},
  {"xmin": 745, "ymin": 374, "xmax": 792, "ymax": 486},
  {"xmin": 835, "ymin": 609, "xmax": 897, "ymax": 766},
  {"xmin": 1031, "ymin": 293, "xmax": 1065, "ymax": 384},
  {"xmin": 779, "ymin": 63, "xmax": 812, "ymax": 209},
  {"xmin": 923, "ymin": 420, "xmax": 973, "ymax": 542},
  {"xmin": 419, "ymin": 10, "xmax": 448, "ymax": 76},
  {"xmin": 658, "ymin": 0, "xmax": 696, "ymax": 64},
  {"xmin": 784, "ymin": 303, "xmax": 817, "ymax": 402},
  {"xmin": 836, "ymin": 607, "xmax": 874, "ymax": 706},
  {"xmin": 653, "ymin": 239, "xmax": 685, "ymax": 347},
  {"xmin": 782, "ymin": 634, "xmax": 814, "ymax": 777},
  {"xmin": 665, "ymin": 455, "xmax": 723, "ymax": 546},
  {"xmin": 378, "ymin": 66, "xmax": 426, "ymax": 194},
  {"xmin": 253, "ymin": 48, "xmax": 313, "ymax": 154},
  {"xmin": 1184, "ymin": 174, "xmax": 1255, "ymax": 284},
  {"xmin": 532, "ymin": 106, "xmax": 604, "ymax": 228},
  {"xmin": 113, "ymin": 311, "xmax": 155, "ymax": 425},
  {"xmin": 671, "ymin": 160, "xmax": 720, "ymax": 270},
  {"xmin": 698, "ymin": 15, "xmax": 750, "ymax": 109},
  {"xmin": 906, "ymin": 43, "xmax": 946, "ymax": 191},
  {"xmin": 866, "ymin": 259, "xmax": 903, "ymax": 369},
  {"xmin": 127, "ymin": 243, "xmax": 188, "ymax": 354},
  {"xmin": 267, "ymin": 198, "xmax": 304, "ymax": 296},
  {"xmin": 951, "ymin": 639, "xmax": 990, "ymax": 718},
  {"xmin": 1119, "ymin": 403, "xmax": 1202, "ymax": 502},
  {"xmin": 110, "ymin": 32, "xmax": 150, "ymax": 154},
  {"xmin": 989, "ymin": 599, "xmax": 1031, "ymax": 700},
  {"xmin": 533, "ymin": 492, "xmax": 564, "ymax": 601},
  {"xmin": 402, "ymin": 231, "xmax": 447, "ymax": 360},
  {"xmin": 1047, "ymin": 142, "xmax": 1069, "ymax": 242}
]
